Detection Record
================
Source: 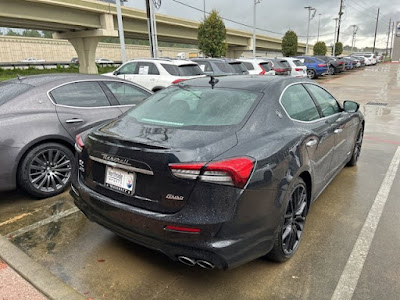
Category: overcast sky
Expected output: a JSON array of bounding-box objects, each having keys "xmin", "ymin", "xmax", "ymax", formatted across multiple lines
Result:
[{"xmin": 124, "ymin": 0, "xmax": 400, "ymax": 49}]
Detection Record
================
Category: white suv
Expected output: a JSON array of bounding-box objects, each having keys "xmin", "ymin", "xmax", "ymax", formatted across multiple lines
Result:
[
  {"xmin": 279, "ymin": 57, "xmax": 307, "ymax": 78},
  {"xmin": 104, "ymin": 58, "xmax": 204, "ymax": 92},
  {"xmin": 237, "ymin": 58, "xmax": 275, "ymax": 76}
]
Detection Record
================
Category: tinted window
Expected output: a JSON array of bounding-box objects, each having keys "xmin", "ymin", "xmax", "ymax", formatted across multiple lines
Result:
[
  {"xmin": 136, "ymin": 62, "xmax": 160, "ymax": 75},
  {"xmin": 281, "ymin": 84, "xmax": 320, "ymax": 121},
  {"xmin": 304, "ymin": 58, "xmax": 313, "ymax": 64},
  {"xmin": 214, "ymin": 62, "xmax": 235, "ymax": 73},
  {"xmin": 293, "ymin": 60, "xmax": 304, "ymax": 67},
  {"xmin": 177, "ymin": 64, "xmax": 204, "ymax": 76},
  {"xmin": 118, "ymin": 62, "xmax": 137, "ymax": 75},
  {"xmin": 195, "ymin": 61, "xmax": 213, "ymax": 72},
  {"xmin": 104, "ymin": 82, "xmax": 150, "ymax": 105},
  {"xmin": 259, "ymin": 62, "xmax": 272, "ymax": 71},
  {"xmin": 0, "ymin": 82, "xmax": 33, "ymax": 105},
  {"xmin": 306, "ymin": 84, "xmax": 341, "ymax": 117},
  {"xmin": 125, "ymin": 86, "xmax": 259, "ymax": 127},
  {"xmin": 229, "ymin": 62, "xmax": 247, "ymax": 73},
  {"xmin": 242, "ymin": 62, "xmax": 254, "ymax": 70},
  {"xmin": 278, "ymin": 60, "xmax": 290, "ymax": 68},
  {"xmin": 50, "ymin": 82, "xmax": 110, "ymax": 107}
]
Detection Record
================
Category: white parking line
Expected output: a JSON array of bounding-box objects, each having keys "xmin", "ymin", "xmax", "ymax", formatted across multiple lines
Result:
[
  {"xmin": 331, "ymin": 146, "xmax": 400, "ymax": 300},
  {"xmin": 5, "ymin": 207, "xmax": 79, "ymax": 239}
]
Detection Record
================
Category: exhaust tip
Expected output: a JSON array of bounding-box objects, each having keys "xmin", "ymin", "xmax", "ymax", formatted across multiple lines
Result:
[
  {"xmin": 196, "ymin": 260, "xmax": 215, "ymax": 270},
  {"xmin": 177, "ymin": 256, "xmax": 196, "ymax": 267}
]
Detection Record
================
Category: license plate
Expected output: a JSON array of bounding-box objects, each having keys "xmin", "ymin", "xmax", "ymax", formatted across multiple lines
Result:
[{"xmin": 105, "ymin": 166, "xmax": 136, "ymax": 195}]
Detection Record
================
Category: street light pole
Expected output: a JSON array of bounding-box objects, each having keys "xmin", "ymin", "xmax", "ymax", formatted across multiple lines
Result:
[
  {"xmin": 317, "ymin": 13, "xmax": 321, "ymax": 42},
  {"xmin": 333, "ymin": 18, "xmax": 339, "ymax": 56},
  {"xmin": 304, "ymin": 6, "xmax": 316, "ymax": 55},
  {"xmin": 203, "ymin": 0, "xmax": 206, "ymax": 20},
  {"xmin": 116, "ymin": 0, "xmax": 127, "ymax": 63},
  {"xmin": 351, "ymin": 25, "xmax": 358, "ymax": 53},
  {"xmin": 253, "ymin": 0, "xmax": 261, "ymax": 58}
]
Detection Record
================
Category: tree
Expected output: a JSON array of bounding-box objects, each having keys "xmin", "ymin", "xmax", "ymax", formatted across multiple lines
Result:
[
  {"xmin": 282, "ymin": 30, "xmax": 298, "ymax": 57},
  {"xmin": 22, "ymin": 29, "xmax": 42, "ymax": 38},
  {"xmin": 42, "ymin": 31, "xmax": 53, "ymax": 38},
  {"xmin": 6, "ymin": 29, "xmax": 21, "ymax": 36},
  {"xmin": 197, "ymin": 10, "xmax": 226, "ymax": 57},
  {"xmin": 334, "ymin": 42, "xmax": 343, "ymax": 56},
  {"xmin": 313, "ymin": 41, "xmax": 327, "ymax": 55}
]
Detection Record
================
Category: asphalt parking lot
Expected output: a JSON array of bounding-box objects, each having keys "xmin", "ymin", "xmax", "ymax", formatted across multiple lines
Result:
[{"xmin": 1, "ymin": 63, "xmax": 400, "ymax": 300}]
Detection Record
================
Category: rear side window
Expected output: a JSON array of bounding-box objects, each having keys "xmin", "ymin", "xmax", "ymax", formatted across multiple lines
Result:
[
  {"xmin": 293, "ymin": 60, "xmax": 304, "ymax": 67},
  {"xmin": 103, "ymin": 82, "xmax": 150, "ymax": 105},
  {"xmin": 305, "ymin": 84, "xmax": 341, "ymax": 117},
  {"xmin": 281, "ymin": 84, "xmax": 320, "ymax": 122},
  {"xmin": 125, "ymin": 86, "xmax": 259, "ymax": 127},
  {"xmin": 161, "ymin": 64, "xmax": 179, "ymax": 76},
  {"xmin": 50, "ymin": 82, "xmax": 110, "ymax": 107},
  {"xmin": 242, "ymin": 62, "xmax": 254, "ymax": 70},
  {"xmin": 162, "ymin": 64, "xmax": 204, "ymax": 76},
  {"xmin": 229, "ymin": 62, "xmax": 247, "ymax": 73},
  {"xmin": 0, "ymin": 82, "xmax": 33, "ymax": 105}
]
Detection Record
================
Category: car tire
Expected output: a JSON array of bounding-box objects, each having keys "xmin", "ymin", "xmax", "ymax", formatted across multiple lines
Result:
[
  {"xmin": 307, "ymin": 69, "xmax": 316, "ymax": 79},
  {"xmin": 347, "ymin": 126, "xmax": 364, "ymax": 167},
  {"xmin": 329, "ymin": 66, "xmax": 335, "ymax": 75},
  {"xmin": 18, "ymin": 143, "xmax": 74, "ymax": 199},
  {"xmin": 266, "ymin": 177, "xmax": 308, "ymax": 262}
]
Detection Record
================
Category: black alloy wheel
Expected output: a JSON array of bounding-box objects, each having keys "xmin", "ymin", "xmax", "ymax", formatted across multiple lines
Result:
[
  {"xmin": 347, "ymin": 127, "xmax": 364, "ymax": 166},
  {"xmin": 328, "ymin": 66, "xmax": 335, "ymax": 75},
  {"xmin": 18, "ymin": 143, "xmax": 74, "ymax": 198},
  {"xmin": 267, "ymin": 177, "xmax": 308, "ymax": 262}
]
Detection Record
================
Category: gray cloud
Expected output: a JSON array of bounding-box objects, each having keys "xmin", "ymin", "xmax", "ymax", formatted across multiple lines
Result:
[{"xmin": 125, "ymin": 0, "xmax": 400, "ymax": 49}]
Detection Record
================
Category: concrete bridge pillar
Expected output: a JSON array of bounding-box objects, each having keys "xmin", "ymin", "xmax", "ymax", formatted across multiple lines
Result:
[
  {"xmin": 69, "ymin": 37, "xmax": 99, "ymax": 74},
  {"xmin": 53, "ymin": 14, "xmax": 118, "ymax": 74}
]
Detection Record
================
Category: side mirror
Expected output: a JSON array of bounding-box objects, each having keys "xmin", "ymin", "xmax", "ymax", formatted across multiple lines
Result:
[
  {"xmin": 113, "ymin": 70, "xmax": 120, "ymax": 76},
  {"xmin": 343, "ymin": 100, "xmax": 360, "ymax": 113}
]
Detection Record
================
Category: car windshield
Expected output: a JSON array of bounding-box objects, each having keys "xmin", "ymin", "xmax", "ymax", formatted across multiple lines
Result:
[
  {"xmin": 0, "ymin": 82, "xmax": 33, "ymax": 105},
  {"xmin": 162, "ymin": 64, "xmax": 203, "ymax": 76},
  {"xmin": 123, "ymin": 86, "xmax": 259, "ymax": 128}
]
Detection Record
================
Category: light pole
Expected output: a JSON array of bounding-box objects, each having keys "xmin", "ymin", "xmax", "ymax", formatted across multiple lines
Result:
[
  {"xmin": 203, "ymin": 0, "xmax": 206, "ymax": 20},
  {"xmin": 304, "ymin": 6, "xmax": 316, "ymax": 55},
  {"xmin": 350, "ymin": 25, "xmax": 358, "ymax": 53},
  {"xmin": 253, "ymin": 0, "xmax": 261, "ymax": 58},
  {"xmin": 145, "ymin": 0, "xmax": 161, "ymax": 58},
  {"xmin": 317, "ymin": 13, "xmax": 322, "ymax": 42},
  {"xmin": 332, "ymin": 18, "xmax": 339, "ymax": 56},
  {"xmin": 116, "ymin": 0, "xmax": 128, "ymax": 63}
]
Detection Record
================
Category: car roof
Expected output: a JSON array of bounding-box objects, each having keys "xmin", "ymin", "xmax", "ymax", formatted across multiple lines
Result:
[
  {"xmin": 4, "ymin": 73, "xmax": 133, "ymax": 87},
  {"xmin": 180, "ymin": 75, "xmax": 311, "ymax": 92}
]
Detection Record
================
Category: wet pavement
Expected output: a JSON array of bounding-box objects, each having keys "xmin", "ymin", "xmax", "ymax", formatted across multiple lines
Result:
[{"xmin": 1, "ymin": 63, "xmax": 400, "ymax": 299}]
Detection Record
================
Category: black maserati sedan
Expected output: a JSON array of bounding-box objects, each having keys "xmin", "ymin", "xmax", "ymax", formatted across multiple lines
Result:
[{"xmin": 71, "ymin": 75, "xmax": 364, "ymax": 269}]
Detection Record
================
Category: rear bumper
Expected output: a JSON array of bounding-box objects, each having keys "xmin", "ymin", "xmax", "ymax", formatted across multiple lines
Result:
[{"xmin": 71, "ymin": 176, "xmax": 277, "ymax": 270}]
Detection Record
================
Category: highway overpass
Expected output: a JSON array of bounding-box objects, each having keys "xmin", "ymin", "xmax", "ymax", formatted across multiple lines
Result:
[{"xmin": 0, "ymin": 0, "xmax": 307, "ymax": 73}]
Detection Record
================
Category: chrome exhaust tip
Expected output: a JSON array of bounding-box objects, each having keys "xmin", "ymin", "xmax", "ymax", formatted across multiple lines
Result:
[
  {"xmin": 196, "ymin": 260, "xmax": 215, "ymax": 270},
  {"xmin": 177, "ymin": 256, "xmax": 196, "ymax": 267}
]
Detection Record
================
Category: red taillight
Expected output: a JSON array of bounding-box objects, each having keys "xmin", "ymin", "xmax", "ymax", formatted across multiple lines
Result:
[
  {"xmin": 317, "ymin": 64, "xmax": 327, "ymax": 67},
  {"xmin": 172, "ymin": 79, "xmax": 186, "ymax": 84},
  {"xmin": 169, "ymin": 157, "xmax": 255, "ymax": 189},
  {"xmin": 259, "ymin": 64, "xmax": 266, "ymax": 75},
  {"xmin": 295, "ymin": 68, "xmax": 303, "ymax": 71},
  {"xmin": 75, "ymin": 134, "xmax": 85, "ymax": 152},
  {"xmin": 274, "ymin": 68, "xmax": 285, "ymax": 72},
  {"xmin": 164, "ymin": 225, "xmax": 201, "ymax": 233}
]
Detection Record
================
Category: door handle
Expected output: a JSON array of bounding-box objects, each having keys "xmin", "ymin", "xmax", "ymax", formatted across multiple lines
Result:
[
  {"xmin": 306, "ymin": 139, "xmax": 318, "ymax": 147},
  {"xmin": 334, "ymin": 128, "xmax": 343, "ymax": 134},
  {"xmin": 65, "ymin": 118, "xmax": 84, "ymax": 124}
]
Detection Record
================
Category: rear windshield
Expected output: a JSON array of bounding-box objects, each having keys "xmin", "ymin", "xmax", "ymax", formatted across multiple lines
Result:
[
  {"xmin": 229, "ymin": 62, "xmax": 247, "ymax": 73},
  {"xmin": 0, "ymin": 82, "xmax": 33, "ymax": 105},
  {"xmin": 242, "ymin": 62, "xmax": 255, "ymax": 70},
  {"xmin": 124, "ymin": 86, "xmax": 259, "ymax": 128},
  {"xmin": 277, "ymin": 60, "xmax": 291, "ymax": 68},
  {"xmin": 259, "ymin": 62, "xmax": 272, "ymax": 71},
  {"xmin": 214, "ymin": 62, "xmax": 235, "ymax": 73},
  {"xmin": 161, "ymin": 64, "xmax": 204, "ymax": 76},
  {"xmin": 293, "ymin": 60, "xmax": 304, "ymax": 67}
]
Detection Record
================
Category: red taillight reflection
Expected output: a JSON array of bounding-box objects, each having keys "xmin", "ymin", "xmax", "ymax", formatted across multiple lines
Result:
[
  {"xmin": 172, "ymin": 79, "xmax": 186, "ymax": 84},
  {"xmin": 75, "ymin": 134, "xmax": 85, "ymax": 152},
  {"xmin": 164, "ymin": 225, "xmax": 201, "ymax": 233},
  {"xmin": 317, "ymin": 64, "xmax": 327, "ymax": 67},
  {"xmin": 295, "ymin": 68, "xmax": 303, "ymax": 71},
  {"xmin": 169, "ymin": 157, "xmax": 255, "ymax": 188}
]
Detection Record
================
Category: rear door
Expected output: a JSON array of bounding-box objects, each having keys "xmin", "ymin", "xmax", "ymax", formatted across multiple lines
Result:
[
  {"xmin": 305, "ymin": 84, "xmax": 356, "ymax": 171},
  {"xmin": 280, "ymin": 83, "xmax": 335, "ymax": 194},
  {"xmin": 50, "ymin": 81, "xmax": 123, "ymax": 138},
  {"xmin": 133, "ymin": 62, "xmax": 160, "ymax": 90}
]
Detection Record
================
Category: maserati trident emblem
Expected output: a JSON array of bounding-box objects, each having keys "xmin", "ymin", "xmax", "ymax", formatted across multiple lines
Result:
[{"xmin": 166, "ymin": 194, "xmax": 184, "ymax": 201}]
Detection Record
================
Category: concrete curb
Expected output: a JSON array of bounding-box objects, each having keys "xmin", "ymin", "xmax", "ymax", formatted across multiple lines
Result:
[{"xmin": 0, "ymin": 235, "xmax": 85, "ymax": 300}]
